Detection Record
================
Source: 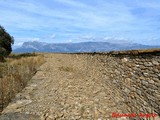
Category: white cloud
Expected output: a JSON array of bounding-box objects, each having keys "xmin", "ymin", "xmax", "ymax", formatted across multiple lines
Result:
[
  {"xmin": 64, "ymin": 39, "xmax": 73, "ymax": 43},
  {"xmin": 12, "ymin": 42, "xmax": 24, "ymax": 49},
  {"xmin": 12, "ymin": 37, "xmax": 40, "ymax": 49},
  {"xmin": 0, "ymin": 0, "xmax": 160, "ymax": 45},
  {"xmin": 78, "ymin": 35, "xmax": 95, "ymax": 40},
  {"xmin": 50, "ymin": 34, "xmax": 56, "ymax": 39},
  {"xmin": 15, "ymin": 37, "xmax": 39, "ymax": 41}
]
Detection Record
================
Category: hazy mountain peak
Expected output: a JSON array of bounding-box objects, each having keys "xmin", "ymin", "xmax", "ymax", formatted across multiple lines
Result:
[{"xmin": 13, "ymin": 41, "xmax": 160, "ymax": 53}]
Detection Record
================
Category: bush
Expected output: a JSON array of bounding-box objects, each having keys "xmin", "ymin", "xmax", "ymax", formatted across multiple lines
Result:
[
  {"xmin": 0, "ymin": 25, "xmax": 14, "ymax": 57},
  {"xmin": 0, "ymin": 48, "xmax": 6, "ymax": 62}
]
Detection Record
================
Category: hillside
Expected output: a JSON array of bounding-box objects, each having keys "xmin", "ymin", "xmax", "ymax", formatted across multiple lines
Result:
[
  {"xmin": 0, "ymin": 49, "xmax": 160, "ymax": 119},
  {"xmin": 13, "ymin": 41, "xmax": 160, "ymax": 53}
]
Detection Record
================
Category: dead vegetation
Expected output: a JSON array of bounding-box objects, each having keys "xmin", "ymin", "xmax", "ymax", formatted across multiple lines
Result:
[
  {"xmin": 58, "ymin": 66, "xmax": 74, "ymax": 72},
  {"xmin": 0, "ymin": 53, "xmax": 45, "ymax": 113}
]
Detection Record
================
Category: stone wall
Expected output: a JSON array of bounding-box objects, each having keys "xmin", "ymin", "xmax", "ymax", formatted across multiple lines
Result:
[
  {"xmin": 1, "ymin": 49, "xmax": 159, "ymax": 117},
  {"xmin": 74, "ymin": 49, "xmax": 160, "ymax": 116}
]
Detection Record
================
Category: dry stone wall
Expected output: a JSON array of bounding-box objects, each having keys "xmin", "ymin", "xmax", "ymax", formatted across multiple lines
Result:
[
  {"xmin": 75, "ymin": 49, "xmax": 160, "ymax": 116},
  {"xmin": 0, "ymin": 49, "xmax": 159, "ymax": 118}
]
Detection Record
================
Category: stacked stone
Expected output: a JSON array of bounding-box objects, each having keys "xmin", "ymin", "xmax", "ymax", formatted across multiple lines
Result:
[{"xmin": 95, "ymin": 50, "xmax": 160, "ymax": 116}]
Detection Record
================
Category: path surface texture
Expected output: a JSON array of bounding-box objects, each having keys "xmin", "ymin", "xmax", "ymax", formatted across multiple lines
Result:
[{"xmin": 0, "ymin": 54, "xmax": 129, "ymax": 120}]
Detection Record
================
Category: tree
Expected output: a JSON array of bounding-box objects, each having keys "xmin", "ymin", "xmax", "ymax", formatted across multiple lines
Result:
[{"xmin": 0, "ymin": 25, "xmax": 14, "ymax": 57}]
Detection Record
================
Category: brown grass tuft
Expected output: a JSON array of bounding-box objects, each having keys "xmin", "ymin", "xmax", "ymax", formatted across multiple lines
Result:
[{"xmin": 58, "ymin": 66, "xmax": 74, "ymax": 72}]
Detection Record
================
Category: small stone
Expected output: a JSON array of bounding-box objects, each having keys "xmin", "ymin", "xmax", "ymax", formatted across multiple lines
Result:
[
  {"xmin": 152, "ymin": 60, "xmax": 159, "ymax": 65},
  {"xmin": 124, "ymin": 88, "xmax": 130, "ymax": 94},
  {"xmin": 139, "ymin": 76, "xmax": 145, "ymax": 80},
  {"xmin": 130, "ymin": 87, "xmax": 136, "ymax": 92},
  {"xmin": 117, "ymin": 117, "xmax": 128, "ymax": 120},
  {"xmin": 153, "ymin": 78, "xmax": 159, "ymax": 83},
  {"xmin": 149, "ymin": 80, "xmax": 154, "ymax": 84},
  {"xmin": 48, "ymin": 115, "xmax": 55, "ymax": 120},
  {"xmin": 142, "ymin": 80, "xmax": 148, "ymax": 87},
  {"xmin": 124, "ymin": 78, "xmax": 131, "ymax": 86},
  {"xmin": 153, "ymin": 69, "xmax": 159, "ymax": 73},
  {"xmin": 139, "ymin": 65, "xmax": 146, "ymax": 70},
  {"xmin": 149, "ymin": 84, "xmax": 157, "ymax": 90},
  {"xmin": 136, "ymin": 89, "xmax": 141, "ymax": 95},
  {"xmin": 157, "ymin": 74, "xmax": 160, "ymax": 77},
  {"xmin": 122, "ymin": 58, "xmax": 128, "ymax": 62},
  {"xmin": 143, "ymin": 72, "xmax": 149, "ymax": 76},
  {"xmin": 144, "ymin": 62, "xmax": 153, "ymax": 67}
]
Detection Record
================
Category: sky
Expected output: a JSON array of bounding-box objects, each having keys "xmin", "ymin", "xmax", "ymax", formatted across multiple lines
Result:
[{"xmin": 0, "ymin": 0, "xmax": 160, "ymax": 47}]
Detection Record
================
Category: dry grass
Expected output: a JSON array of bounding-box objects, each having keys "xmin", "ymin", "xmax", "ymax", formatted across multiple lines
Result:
[
  {"xmin": 0, "ymin": 53, "xmax": 45, "ymax": 112},
  {"xmin": 58, "ymin": 66, "xmax": 74, "ymax": 72}
]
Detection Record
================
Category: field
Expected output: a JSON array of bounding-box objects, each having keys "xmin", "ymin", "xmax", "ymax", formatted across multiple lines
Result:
[
  {"xmin": 0, "ymin": 53, "xmax": 45, "ymax": 113},
  {"xmin": 0, "ymin": 50, "xmax": 159, "ymax": 119}
]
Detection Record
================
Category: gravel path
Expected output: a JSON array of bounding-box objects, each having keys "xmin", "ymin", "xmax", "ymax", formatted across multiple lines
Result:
[{"xmin": 0, "ymin": 54, "xmax": 128, "ymax": 120}]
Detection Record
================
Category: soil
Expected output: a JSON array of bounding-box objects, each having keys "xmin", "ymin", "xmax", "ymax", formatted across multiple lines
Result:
[{"xmin": 0, "ymin": 54, "xmax": 129, "ymax": 120}]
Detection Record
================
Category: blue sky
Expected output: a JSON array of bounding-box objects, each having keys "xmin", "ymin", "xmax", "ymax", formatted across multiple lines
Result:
[{"xmin": 0, "ymin": 0, "xmax": 160, "ymax": 47}]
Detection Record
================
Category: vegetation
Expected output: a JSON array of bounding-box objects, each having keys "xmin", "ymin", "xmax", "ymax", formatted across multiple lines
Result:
[
  {"xmin": 0, "ymin": 25, "xmax": 14, "ymax": 61},
  {"xmin": 0, "ymin": 53, "xmax": 45, "ymax": 112},
  {"xmin": 58, "ymin": 66, "xmax": 74, "ymax": 72},
  {"xmin": 0, "ymin": 26, "xmax": 46, "ymax": 113}
]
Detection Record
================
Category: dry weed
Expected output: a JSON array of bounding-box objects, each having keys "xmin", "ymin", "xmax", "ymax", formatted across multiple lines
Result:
[
  {"xmin": 58, "ymin": 66, "xmax": 74, "ymax": 72},
  {"xmin": 0, "ymin": 53, "xmax": 45, "ymax": 112}
]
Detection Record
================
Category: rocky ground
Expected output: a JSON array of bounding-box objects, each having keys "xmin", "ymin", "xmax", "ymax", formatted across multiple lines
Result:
[{"xmin": 0, "ymin": 54, "xmax": 147, "ymax": 120}]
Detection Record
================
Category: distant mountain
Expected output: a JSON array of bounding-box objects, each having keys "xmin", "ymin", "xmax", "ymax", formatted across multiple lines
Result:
[{"xmin": 13, "ymin": 41, "xmax": 160, "ymax": 53}]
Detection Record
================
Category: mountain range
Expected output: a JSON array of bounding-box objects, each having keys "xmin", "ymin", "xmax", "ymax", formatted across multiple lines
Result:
[{"xmin": 13, "ymin": 41, "xmax": 160, "ymax": 53}]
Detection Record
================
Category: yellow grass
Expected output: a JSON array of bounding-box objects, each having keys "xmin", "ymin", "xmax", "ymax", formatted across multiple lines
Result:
[
  {"xmin": 58, "ymin": 66, "xmax": 74, "ymax": 72},
  {"xmin": 0, "ymin": 53, "xmax": 45, "ymax": 112}
]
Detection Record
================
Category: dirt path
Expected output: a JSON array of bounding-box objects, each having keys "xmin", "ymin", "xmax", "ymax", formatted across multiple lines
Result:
[{"xmin": 0, "ymin": 54, "xmax": 128, "ymax": 120}]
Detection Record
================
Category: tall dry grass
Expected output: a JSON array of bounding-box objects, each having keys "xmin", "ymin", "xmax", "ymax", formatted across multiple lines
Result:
[{"xmin": 0, "ymin": 53, "xmax": 45, "ymax": 113}]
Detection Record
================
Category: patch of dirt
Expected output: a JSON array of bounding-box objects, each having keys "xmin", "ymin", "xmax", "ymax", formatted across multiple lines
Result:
[{"xmin": 0, "ymin": 54, "xmax": 128, "ymax": 120}]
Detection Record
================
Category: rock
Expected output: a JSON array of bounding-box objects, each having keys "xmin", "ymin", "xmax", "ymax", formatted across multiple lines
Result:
[
  {"xmin": 124, "ymin": 88, "xmax": 130, "ymax": 94},
  {"xmin": 152, "ymin": 60, "xmax": 159, "ymax": 65},
  {"xmin": 142, "ymin": 80, "xmax": 148, "ymax": 87},
  {"xmin": 1, "ymin": 53, "xmax": 160, "ymax": 119},
  {"xmin": 2, "ymin": 100, "xmax": 32, "ymax": 114},
  {"xmin": 136, "ymin": 89, "xmax": 141, "ymax": 95},
  {"xmin": 122, "ymin": 58, "xmax": 128, "ymax": 62},
  {"xmin": 124, "ymin": 78, "xmax": 131, "ymax": 86},
  {"xmin": 148, "ymin": 80, "xmax": 154, "ymax": 84},
  {"xmin": 144, "ymin": 62, "xmax": 153, "ymax": 67},
  {"xmin": 0, "ymin": 113, "xmax": 40, "ymax": 120}
]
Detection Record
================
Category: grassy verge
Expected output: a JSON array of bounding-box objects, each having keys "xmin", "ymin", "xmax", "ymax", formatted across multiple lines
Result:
[{"xmin": 0, "ymin": 53, "xmax": 45, "ymax": 113}]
